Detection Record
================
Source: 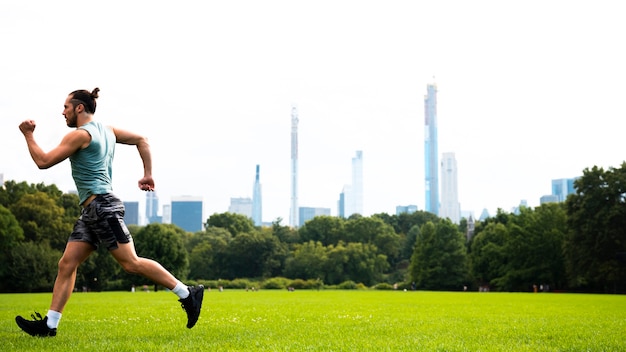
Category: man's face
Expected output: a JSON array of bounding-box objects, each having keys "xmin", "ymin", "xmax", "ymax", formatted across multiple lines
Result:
[{"xmin": 62, "ymin": 95, "xmax": 78, "ymax": 127}]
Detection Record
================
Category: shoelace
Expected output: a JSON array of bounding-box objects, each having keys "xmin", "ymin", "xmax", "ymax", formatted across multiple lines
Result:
[{"xmin": 30, "ymin": 311, "xmax": 45, "ymax": 321}]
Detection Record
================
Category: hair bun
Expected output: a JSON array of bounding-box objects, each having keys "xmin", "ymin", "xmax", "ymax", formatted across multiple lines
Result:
[{"xmin": 91, "ymin": 87, "xmax": 100, "ymax": 99}]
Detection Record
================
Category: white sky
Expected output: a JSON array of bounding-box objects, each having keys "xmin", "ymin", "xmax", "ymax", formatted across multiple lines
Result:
[{"xmin": 1, "ymin": 0, "xmax": 625, "ymax": 224}]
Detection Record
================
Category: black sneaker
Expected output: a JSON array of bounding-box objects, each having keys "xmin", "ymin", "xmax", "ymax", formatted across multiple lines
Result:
[
  {"xmin": 179, "ymin": 284, "xmax": 204, "ymax": 328},
  {"xmin": 15, "ymin": 312, "xmax": 57, "ymax": 337}
]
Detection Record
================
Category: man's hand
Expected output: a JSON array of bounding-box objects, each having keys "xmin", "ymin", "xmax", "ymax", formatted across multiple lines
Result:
[
  {"xmin": 138, "ymin": 176, "xmax": 155, "ymax": 191},
  {"xmin": 19, "ymin": 120, "xmax": 36, "ymax": 135}
]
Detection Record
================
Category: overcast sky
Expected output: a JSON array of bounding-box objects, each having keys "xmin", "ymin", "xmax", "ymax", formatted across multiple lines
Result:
[{"xmin": 1, "ymin": 1, "xmax": 624, "ymax": 224}]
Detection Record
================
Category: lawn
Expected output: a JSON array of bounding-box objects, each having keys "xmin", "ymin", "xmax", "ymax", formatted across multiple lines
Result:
[{"xmin": 1, "ymin": 289, "xmax": 624, "ymax": 351}]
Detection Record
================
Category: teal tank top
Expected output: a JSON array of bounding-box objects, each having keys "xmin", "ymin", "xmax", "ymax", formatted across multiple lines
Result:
[{"xmin": 69, "ymin": 121, "xmax": 116, "ymax": 204}]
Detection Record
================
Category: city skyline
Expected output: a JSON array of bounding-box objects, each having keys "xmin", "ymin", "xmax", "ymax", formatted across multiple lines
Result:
[{"xmin": 1, "ymin": 1, "xmax": 624, "ymax": 225}]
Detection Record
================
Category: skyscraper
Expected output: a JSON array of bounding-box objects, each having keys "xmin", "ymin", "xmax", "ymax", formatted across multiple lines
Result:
[
  {"xmin": 229, "ymin": 197, "xmax": 253, "ymax": 219},
  {"xmin": 252, "ymin": 164, "xmax": 262, "ymax": 226},
  {"xmin": 338, "ymin": 151, "xmax": 364, "ymax": 217},
  {"xmin": 298, "ymin": 207, "xmax": 331, "ymax": 227},
  {"xmin": 424, "ymin": 83, "xmax": 439, "ymax": 215},
  {"xmin": 351, "ymin": 150, "xmax": 364, "ymax": 215},
  {"xmin": 552, "ymin": 177, "xmax": 578, "ymax": 202},
  {"xmin": 440, "ymin": 152, "xmax": 460, "ymax": 224},
  {"xmin": 123, "ymin": 201, "xmax": 139, "ymax": 225},
  {"xmin": 171, "ymin": 196, "xmax": 203, "ymax": 232},
  {"xmin": 146, "ymin": 192, "xmax": 160, "ymax": 224},
  {"xmin": 290, "ymin": 105, "xmax": 299, "ymax": 228}
]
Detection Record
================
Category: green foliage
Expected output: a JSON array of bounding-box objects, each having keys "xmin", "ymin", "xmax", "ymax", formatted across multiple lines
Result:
[
  {"xmin": 3, "ymin": 166, "xmax": 626, "ymax": 294},
  {"xmin": 374, "ymin": 282, "xmax": 394, "ymax": 290},
  {"xmin": 9, "ymin": 192, "xmax": 72, "ymax": 251},
  {"xmin": 0, "ymin": 204, "xmax": 24, "ymax": 252},
  {"xmin": 206, "ymin": 212, "xmax": 255, "ymax": 236},
  {"xmin": 409, "ymin": 220, "xmax": 468, "ymax": 290},
  {"xmin": 134, "ymin": 223, "xmax": 189, "ymax": 282},
  {"xmin": 284, "ymin": 241, "xmax": 328, "ymax": 280},
  {"xmin": 225, "ymin": 231, "xmax": 286, "ymax": 279},
  {"xmin": 3, "ymin": 242, "xmax": 61, "ymax": 292},
  {"xmin": 470, "ymin": 222, "xmax": 509, "ymax": 288},
  {"xmin": 565, "ymin": 164, "xmax": 626, "ymax": 293},
  {"xmin": 298, "ymin": 216, "xmax": 345, "ymax": 245},
  {"xmin": 261, "ymin": 277, "xmax": 291, "ymax": 289}
]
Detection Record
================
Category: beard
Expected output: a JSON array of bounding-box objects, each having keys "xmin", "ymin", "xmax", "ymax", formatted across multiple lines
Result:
[{"xmin": 66, "ymin": 108, "xmax": 78, "ymax": 127}]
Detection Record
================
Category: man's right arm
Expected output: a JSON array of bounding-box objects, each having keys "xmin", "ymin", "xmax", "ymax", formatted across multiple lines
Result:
[{"xmin": 19, "ymin": 120, "xmax": 88, "ymax": 169}]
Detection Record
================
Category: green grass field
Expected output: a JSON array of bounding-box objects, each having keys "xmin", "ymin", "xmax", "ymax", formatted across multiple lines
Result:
[{"xmin": 1, "ymin": 289, "xmax": 624, "ymax": 351}]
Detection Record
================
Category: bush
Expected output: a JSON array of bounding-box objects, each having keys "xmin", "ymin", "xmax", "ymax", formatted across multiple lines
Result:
[
  {"xmin": 374, "ymin": 283, "xmax": 394, "ymax": 290},
  {"xmin": 262, "ymin": 277, "xmax": 291, "ymax": 289},
  {"xmin": 337, "ymin": 281, "xmax": 358, "ymax": 290}
]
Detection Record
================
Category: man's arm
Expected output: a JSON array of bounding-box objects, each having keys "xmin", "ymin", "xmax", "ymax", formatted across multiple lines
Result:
[
  {"xmin": 111, "ymin": 126, "xmax": 155, "ymax": 191},
  {"xmin": 19, "ymin": 120, "xmax": 89, "ymax": 169}
]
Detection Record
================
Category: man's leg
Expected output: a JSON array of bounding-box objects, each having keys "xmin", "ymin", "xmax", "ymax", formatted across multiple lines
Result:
[
  {"xmin": 109, "ymin": 242, "xmax": 178, "ymax": 289},
  {"xmin": 16, "ymin": 241, "xmax": 93, "ymax": 337},
  {"xmin": 110, "ymin": 242, "xmax": 204, "ymax": 328},
  {"xmin": 50, "ymin": 241, "xmax": 94, "ymax": 312}
]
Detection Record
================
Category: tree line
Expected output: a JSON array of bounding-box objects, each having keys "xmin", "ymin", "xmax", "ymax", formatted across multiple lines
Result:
[{"xmin": 1, "ymin": 163, "xmax": 625, "ymax": 293}]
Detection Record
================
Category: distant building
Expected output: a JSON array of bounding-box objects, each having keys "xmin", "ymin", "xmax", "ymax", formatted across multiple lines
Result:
[
  {"xmin": 229, "ymin": 197, "xmax": 253, "ymax": 219},
  {"xmin": 0, "ymin": 173, "xmax": 4, "ymax": 189},
  {"xmin": 479, "ymin": 208, "xmax": 490, "ymax": 221},
  {"xmin": 512, "ymin": 200, "xmax": 528, "ymax": 215},
  {"xmin": 252, "ymin": 165, "xmax": 262, "ymax": 226},
  {"xmin": 396, "ymin": 205, "xmax": 418, "ymax": 215},
  {"xmin": 146, "ymin": 192, "xmax": 160, "ymax": 224},
  {"xmin": 552, "ymin": 177, "xmax": 578, "ymax": 202},
  {"xmin": 466, "ymin": 215, "xmax": 475, "ymax": 242},
  {"xmin": 424, "ymin": 82, "xmax": 439, "ymax": 216},
  {"xmin": 290, "ymin": 105, "xmax": 299, "ymax": 228},
  {"xmin": 123, "ymin": 201, "xmax": 139, "ymax": 225},
  {"xmin": 171, "ymin": 196, "xmax": 203, "ymax": 232},
  {"xmin": 299, "ymin": 207, "xmax": 331, "ymax": 227},
  {"xmin": 337, "ymin": 191, "xmax": 346, "ymax": 218},
  {"xmin": 540, "ymin": 194, "xmax": 559, "ymax": 204},
  {"xmin": 162, "ymin": 204, "xmax": 171, "ymax": 224},
  {"xmin": 338, "ymin": 151, "xmax": 364, "ymax": 218},
  {"xmin": 440, "ymin": 152, "xmax": 460, "ymax": 224}
]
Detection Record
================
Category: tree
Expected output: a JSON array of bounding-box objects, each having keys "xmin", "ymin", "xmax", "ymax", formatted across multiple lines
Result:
[
  {"xmin": 469, "ymin": 222, "xmax": 508, "ymax": 290},
  {"xmin": 565, "ymin": 164, "xmax": 626, "ymax": 293},
  {"xmin": 298, "ymin": 216, "xmax": 345, "ymax": 245},
  {"xmin": 9, "ymin": 192, "xmax": 72, "ymax": 251},
  {"xmin": 284, "ymin": 241, "xmax": 328, "ymax": 280},
  {"xmin": 134, "ymin": 223, "xmax": 189, "ymax": 289},
  {"xmin": 225, "ymin": 231, "xmax": 286, "ymax": 279},
  {"xmin": 0, "ymin": 204, "xmax": 24, "ymax": 252},
  {"xmin": 206, "ymin": 212, "xmax": 255, "ymax": 236},
  {"xmin": 0, "ymin": 180, "xmax": 64, "ymax": 208},
  {"xmin": 3, "ymin": 242, "xmax": 61, "ymax": 292},
  {"xmin": 188, "ymin": 241, "xmax": 213, "ymax": 280},
  {"xmin": 409, "ymin": 220, "xmax": 468, "ymax": 290}
]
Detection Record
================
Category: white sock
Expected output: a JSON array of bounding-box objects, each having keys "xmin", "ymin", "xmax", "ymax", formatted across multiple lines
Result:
[
  {"xmin": 46, "ymin": 310, "xmax": 62, "ymax": 329},
  {"xmin": 172, "ymin": 282, "xmax": 190, "ymax": 299}
]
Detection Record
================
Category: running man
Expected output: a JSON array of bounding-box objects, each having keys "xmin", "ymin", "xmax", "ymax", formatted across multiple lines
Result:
[{"xmin": 15, "ymin": 88, "xmax": 203, "ymax": 337}]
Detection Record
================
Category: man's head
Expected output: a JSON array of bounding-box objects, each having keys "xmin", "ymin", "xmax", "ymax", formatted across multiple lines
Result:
[{"xmin": 63, "ymin": 88, "xmax": 99, "ymax": 127}]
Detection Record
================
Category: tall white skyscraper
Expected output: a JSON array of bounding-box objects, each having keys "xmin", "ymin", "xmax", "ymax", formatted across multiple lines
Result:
[
  {"xmin": 146, "ymin": 192, "xmax": 160, "ymax": 224},
  {"xmin": 424, "ymin": 83, "xmax": 439, "ymax": 215},
  {"xmin": 252, "ymin": 164, "xmax": 262, "ymax": 226},
  {"xmin": 290, "ymin": 106, "xmax": 299, "ymax": 227},
  {"xmin": 351, "ymin": 150, "xmax": 364, "ymax": 215},
  {"xmin": 440, "ymin": 152, "xmax": 460, "ymax": 224},
  {"xmin": 340, "ymin": 151, "xmax": 364, "ymax": 217}
]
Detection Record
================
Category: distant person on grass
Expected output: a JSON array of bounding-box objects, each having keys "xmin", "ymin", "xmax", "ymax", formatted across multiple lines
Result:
[{"xmin": 15, "ymin": 88, "xmax": 204, "ymax": 337}]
